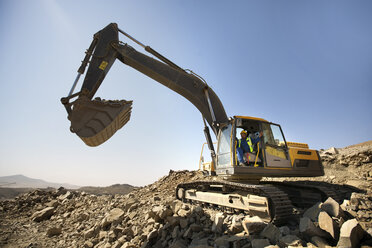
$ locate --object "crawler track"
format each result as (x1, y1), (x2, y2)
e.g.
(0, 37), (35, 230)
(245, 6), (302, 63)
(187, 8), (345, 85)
(268, 181), (361, 208)
(176, 180), (360, 225)
(176, 180), (294, 225)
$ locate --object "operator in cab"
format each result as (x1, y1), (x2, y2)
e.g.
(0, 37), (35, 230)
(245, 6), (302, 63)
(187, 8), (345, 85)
(237, 130), (262, 166)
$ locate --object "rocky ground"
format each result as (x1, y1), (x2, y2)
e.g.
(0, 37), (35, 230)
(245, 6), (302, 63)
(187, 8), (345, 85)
(0, 142), (371, 248)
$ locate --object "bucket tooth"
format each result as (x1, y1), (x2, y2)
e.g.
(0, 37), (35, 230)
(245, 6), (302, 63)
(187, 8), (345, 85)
(68, 96), (133, 146)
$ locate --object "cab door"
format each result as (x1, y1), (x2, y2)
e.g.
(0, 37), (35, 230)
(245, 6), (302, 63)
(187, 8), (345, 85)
(261, 123), (292, 168)
(216, 123), (233, 168)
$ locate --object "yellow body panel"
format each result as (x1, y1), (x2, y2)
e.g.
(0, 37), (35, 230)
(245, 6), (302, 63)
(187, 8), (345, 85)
(287, 142), (309, 149)
(288, 147), (319, 165)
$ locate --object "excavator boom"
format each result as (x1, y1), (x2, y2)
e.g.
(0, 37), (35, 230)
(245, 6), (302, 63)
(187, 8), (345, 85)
(61, 23), (228, 147)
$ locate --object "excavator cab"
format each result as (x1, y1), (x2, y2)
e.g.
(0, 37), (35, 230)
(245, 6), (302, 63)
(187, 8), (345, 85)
(212, 116), (324, 181)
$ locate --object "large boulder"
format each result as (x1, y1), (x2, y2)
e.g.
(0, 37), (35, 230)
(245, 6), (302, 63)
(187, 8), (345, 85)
(46, 199), (59, 208)
(172, 226), (180, 239)
(278, 235), (302, 247)
(229, 215), (244, 233)
(189, 237), (210, 247)
(212, 213), (225, 233)
(179, 218), (188, 229)
(303, 202), (323, 222)
(321, 197), (344, 218)
(46, 226), (62, 237)
(337, 219), (365, 248)
(167, 216), (181, 227)
(147, 230), (158, 242)
(83, 227), (96, 239)
(260, 223), (280, 244)
(279, 226), (291, 236)
(31, 207), (55, 222)
(251, 239), (271, 248)
(318, 211), (340, 240)
(242, 216), (267, 235)
(324, 147), (339, 155)
(123, 198), (138, 212)
(182, 227), (193, 239)
(170, 239), (189, 248)
(310, 236), (331, 248)
(101, 208), (125, 228)
(83, 241), (94, 248)
(214, 235), (230, 247)
(299, 217), (329, 239)
(58, 191), (73, 201)
(151, 205), (173, 220)
(189, 223), (202, 232)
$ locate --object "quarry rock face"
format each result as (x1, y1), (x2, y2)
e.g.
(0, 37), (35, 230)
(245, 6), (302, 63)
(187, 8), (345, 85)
(0, 143), (371, 247)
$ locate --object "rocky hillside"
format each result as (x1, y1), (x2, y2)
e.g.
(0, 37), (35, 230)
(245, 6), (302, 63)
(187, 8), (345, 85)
(0, 143), (371, 248)
(319, 141), (372, 192)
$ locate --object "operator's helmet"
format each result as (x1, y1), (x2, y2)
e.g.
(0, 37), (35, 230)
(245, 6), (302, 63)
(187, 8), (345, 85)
(240, 130), (247, 135)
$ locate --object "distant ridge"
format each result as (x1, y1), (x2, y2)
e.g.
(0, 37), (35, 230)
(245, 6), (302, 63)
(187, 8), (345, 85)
(0, 174), (80, 189)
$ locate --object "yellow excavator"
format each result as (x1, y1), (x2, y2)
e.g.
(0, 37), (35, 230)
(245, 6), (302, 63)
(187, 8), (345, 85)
(62, 23), (341, 224)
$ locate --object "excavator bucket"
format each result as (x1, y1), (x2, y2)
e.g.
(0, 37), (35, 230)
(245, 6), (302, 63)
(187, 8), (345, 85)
(68, 96), (133, 147)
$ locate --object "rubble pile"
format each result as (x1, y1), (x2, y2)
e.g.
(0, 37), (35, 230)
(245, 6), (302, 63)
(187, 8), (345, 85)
(0, 172), (371, 247)
(0, 143), (371, 247)
(320, 144), (372, 168)
(319, 144), (372, 190)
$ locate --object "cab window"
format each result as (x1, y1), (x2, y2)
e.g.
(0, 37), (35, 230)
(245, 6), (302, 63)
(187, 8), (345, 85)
(217, 124), (232, 167)
(262, 123), (286, 147)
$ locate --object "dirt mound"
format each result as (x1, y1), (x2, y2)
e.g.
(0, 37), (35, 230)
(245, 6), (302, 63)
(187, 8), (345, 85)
(344, 140), (372, 149)
(77, 184), (138, 196)
(319, 142), (372, 193)
(0, 146), (371, 247)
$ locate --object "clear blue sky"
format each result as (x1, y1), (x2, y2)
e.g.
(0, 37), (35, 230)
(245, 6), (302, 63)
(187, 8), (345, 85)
(0, 0), (371, 187)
